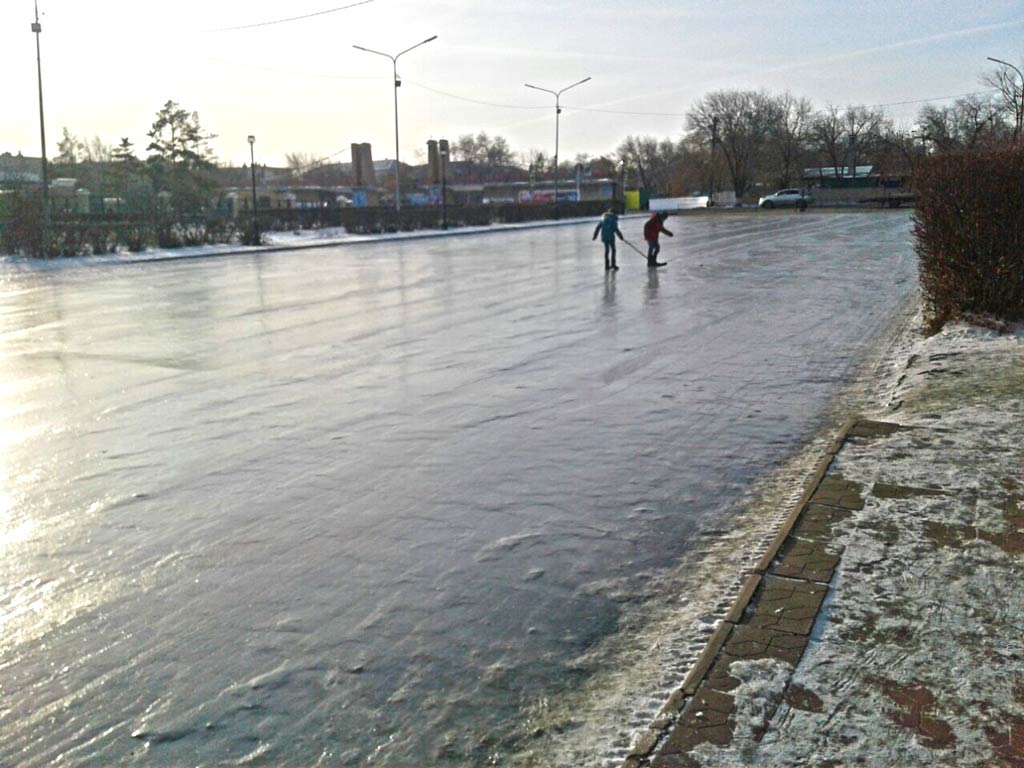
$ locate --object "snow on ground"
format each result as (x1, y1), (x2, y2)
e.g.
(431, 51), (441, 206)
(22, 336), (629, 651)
(691, 316), (1024, 766)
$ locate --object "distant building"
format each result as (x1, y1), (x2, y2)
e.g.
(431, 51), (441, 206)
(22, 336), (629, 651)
(0, 152), (43, 186)
(802, 165), (877, 188)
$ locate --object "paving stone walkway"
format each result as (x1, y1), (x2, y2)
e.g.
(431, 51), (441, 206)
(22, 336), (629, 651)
(626, 411), (1024, 767)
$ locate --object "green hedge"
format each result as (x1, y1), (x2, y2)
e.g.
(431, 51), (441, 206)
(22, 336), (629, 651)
(913, 148), (1024, 331)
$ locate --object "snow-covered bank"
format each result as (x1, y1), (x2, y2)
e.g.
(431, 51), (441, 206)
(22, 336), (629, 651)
(682, 316), (1024, 766)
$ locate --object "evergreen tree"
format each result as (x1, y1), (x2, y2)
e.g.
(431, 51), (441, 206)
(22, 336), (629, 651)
(145, 100), (218, 214)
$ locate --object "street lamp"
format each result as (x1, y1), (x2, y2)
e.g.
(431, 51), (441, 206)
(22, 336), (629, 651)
(248, 135), (258, 245)
(353, 35), (438, 219)
(987, 56), (1024, 142)
(31, 0), (50, 252)
(524, 77), (591, 210)
(439, 138), (449, 230)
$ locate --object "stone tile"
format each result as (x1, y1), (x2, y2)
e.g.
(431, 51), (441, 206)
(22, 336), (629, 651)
(743, 576), (828, 644)
(811, 475), (865, 510)
(847, 419), (902, 439)
(657, 684), (737, 756)
(790, 503), (852, 542)
(771, 537), (842, 583)
(723, 625), (807, 665)
(871, 481), (947, 499)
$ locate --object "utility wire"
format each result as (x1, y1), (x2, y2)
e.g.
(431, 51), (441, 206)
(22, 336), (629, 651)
(215, 0), (374, 31)
(401, 80), (999, 118)
(403, 80), (547, 110)
(291, 146), (351, 174)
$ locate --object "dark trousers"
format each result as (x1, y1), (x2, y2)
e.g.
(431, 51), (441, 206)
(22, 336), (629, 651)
(603, 240), (617, 268)
(646, 239), (660, 264)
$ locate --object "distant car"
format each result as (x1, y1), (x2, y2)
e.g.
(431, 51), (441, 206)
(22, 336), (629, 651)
(758, 189), (812, 210)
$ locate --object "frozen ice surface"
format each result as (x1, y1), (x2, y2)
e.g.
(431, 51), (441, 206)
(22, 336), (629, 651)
(0, 212), (917, 766)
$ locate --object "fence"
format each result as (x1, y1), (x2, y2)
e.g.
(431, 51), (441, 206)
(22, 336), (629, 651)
(1, 200), (617, 257)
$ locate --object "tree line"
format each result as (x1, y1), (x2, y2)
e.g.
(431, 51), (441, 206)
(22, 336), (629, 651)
(51, 100), (218, 217)
(31, 59), (1024, 209)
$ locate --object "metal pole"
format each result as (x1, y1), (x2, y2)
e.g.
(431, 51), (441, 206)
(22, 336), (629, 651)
(248, 135), (258, 244)
(553, 95), (560, 208)
(392, 58), (400, 216)
(709, 116), (717, 207)
(524, 77), (591, 214)
(353, 36), (437, 224)
(439, 139), (448, 230)
(32, 1), (50, 254)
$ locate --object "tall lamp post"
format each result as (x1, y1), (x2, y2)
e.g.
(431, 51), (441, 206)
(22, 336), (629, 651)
(524, 77), (591, 209)
(439, 138), (449, 230)
(987, 56), (1024, 142)
(31, 0), (50, 251)
(353, 35), (438, 218)
(248, 135), (258, 245)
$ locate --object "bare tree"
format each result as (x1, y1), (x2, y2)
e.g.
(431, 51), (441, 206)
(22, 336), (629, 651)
(616, 135), (652, 189)
(615, 136), (686, 194)
(686, 89), (778, 199)
(982, 59), (1024, 142)
(844, 105), (889, 173)
(520, 148), (549, 175)
(876, 123), (926, 174)
(55, 127), (82, 166)
(917, 94), (1008, 153)
(769, 92), (813, 187)
(810, 104), (888, 178)
(451, 132), (515, 180)
(811, 105), (845, 177)
(285, 152), (319, 179)
(82, 137), (112, 163)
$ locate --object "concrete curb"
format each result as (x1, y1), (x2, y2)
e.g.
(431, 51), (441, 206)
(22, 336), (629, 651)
(752, 417), (857, 575)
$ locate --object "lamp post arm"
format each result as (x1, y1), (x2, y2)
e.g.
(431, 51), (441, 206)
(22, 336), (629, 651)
(988, 56), (1024, 81)
(524, 83), (557, 97)
(353, 44), (394, 62)
(396, 35), (437, 61)
(556, 76), (591, 97)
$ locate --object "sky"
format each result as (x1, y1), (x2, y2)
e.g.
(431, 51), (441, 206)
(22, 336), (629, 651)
(2, 0), (1023, 169)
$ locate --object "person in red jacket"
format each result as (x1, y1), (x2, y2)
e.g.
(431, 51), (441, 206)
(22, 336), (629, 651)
(643, 212), (673, 267)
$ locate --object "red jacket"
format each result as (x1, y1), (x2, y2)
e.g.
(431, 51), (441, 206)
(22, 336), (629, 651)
(644, 215), (667, 241)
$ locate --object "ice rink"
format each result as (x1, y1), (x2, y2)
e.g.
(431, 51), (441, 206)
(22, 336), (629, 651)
(0, 211), (917, 766)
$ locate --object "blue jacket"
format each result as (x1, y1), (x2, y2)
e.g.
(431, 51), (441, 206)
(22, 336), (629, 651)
(594, 213), (622, 243)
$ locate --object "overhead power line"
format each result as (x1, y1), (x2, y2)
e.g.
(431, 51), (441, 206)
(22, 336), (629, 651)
(404, 80), (547, 110)
(409, 81), (1001, 118)
(215, 0), (374, 32)
(290, 146), (351, 174)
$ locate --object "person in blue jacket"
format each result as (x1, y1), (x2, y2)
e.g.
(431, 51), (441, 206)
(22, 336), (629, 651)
(592, 208), (624, 271)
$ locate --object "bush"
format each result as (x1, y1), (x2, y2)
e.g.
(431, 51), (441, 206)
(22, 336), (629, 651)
(914, 147), (1024, 331)
(1, 191), (46, 256)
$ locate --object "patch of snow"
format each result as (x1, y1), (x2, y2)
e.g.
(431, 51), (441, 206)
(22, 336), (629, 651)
(688, 317), (1024, 766)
